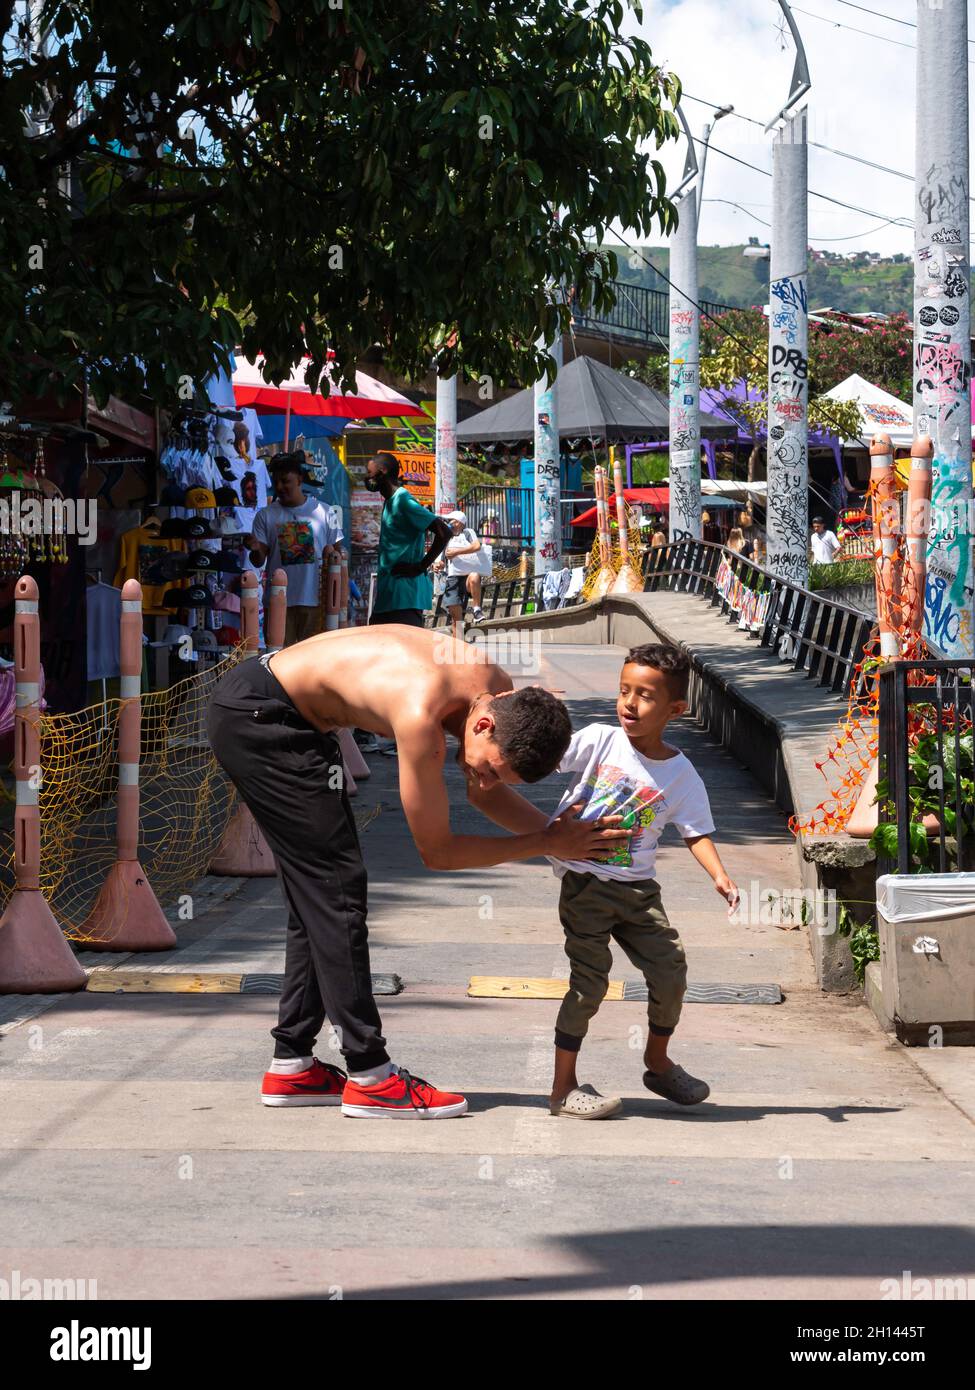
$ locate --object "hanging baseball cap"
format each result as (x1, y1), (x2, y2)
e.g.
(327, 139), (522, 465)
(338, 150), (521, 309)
(192, 629), (219, 652)
(159, 623), (192, 648)
(162, 584), (214, 609)
(159, 481), (185, 506)
(160, 517), (190, 539)
(214, 485), (241, 506)
(183, 517), (217, 540)
(186, 548), (242, 574)
(185, 487), (217, 510)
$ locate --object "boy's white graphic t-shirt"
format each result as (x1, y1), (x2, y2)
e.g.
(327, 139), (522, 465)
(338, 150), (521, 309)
(547, 723), (715, 882)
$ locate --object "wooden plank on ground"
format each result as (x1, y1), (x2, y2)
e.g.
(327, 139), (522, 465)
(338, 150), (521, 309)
(86, 971), (244, 994)
(467, 976), (625, 1001)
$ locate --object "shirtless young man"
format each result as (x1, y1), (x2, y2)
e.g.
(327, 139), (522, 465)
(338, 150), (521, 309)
(207, 625), (630, 1119)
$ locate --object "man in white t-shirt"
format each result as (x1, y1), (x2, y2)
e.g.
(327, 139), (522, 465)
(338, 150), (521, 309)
(810, 516), (841, 566)
(433, 510), (484, 627)
(247, 453), (343, 646)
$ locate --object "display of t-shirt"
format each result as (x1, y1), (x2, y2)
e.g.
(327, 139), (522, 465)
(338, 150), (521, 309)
(546, 723), (715, 882)
(86, 582), (122, 680)
(374, 486), (436, 615)
(114, 526), (187, 615)
(251, 496), (343, 607)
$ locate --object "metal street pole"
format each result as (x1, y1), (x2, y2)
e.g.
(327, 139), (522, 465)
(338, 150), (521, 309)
(914, 0), (972, 657)
(434, 373), (457, 516)
(533, 332), (563, 574)
(668, 107), (702, 542)
(764, 2), (812, 588)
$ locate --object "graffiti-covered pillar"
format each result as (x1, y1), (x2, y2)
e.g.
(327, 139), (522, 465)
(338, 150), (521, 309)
(766, 107), (809, 588)
(434, 374), (457, 516)
(668, 190), (701, 541)
(533, 333), (563, 574)
(914, 0), (973, 657)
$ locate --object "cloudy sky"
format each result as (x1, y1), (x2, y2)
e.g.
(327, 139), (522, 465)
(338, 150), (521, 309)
(615, 0), (973, 256)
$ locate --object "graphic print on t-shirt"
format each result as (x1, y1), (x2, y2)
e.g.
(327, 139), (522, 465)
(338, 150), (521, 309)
(138, 544), (172, 588)
(577, 763), (666, 868)
(277, 519), (316, 566)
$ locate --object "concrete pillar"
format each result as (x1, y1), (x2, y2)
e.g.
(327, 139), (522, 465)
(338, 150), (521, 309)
(668, 190), (701, 541)
(766, 107), (809, 588)
(434, 374), (457, 516)
(533, 334), (563, 574)
(914, 0), (973, 657)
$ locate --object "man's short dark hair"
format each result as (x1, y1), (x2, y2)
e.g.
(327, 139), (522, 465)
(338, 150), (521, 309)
(370, 451), (400, 480)
(271, 451), (305, 480)
(812, 515), (825, 525)
(623, 643), (690, 701)
(488, 687), (572, 783)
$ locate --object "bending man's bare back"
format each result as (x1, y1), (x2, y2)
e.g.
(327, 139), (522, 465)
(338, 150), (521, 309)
(208, 624), (629, 1117)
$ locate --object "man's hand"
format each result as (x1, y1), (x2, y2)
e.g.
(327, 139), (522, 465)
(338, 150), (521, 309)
(543, 802), (631, 862)
(715, 874), (740, 915)
(391, 559), (426, 578)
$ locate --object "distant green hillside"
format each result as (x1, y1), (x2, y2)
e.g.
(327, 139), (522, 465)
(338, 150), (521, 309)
(612, 244), (913, 317)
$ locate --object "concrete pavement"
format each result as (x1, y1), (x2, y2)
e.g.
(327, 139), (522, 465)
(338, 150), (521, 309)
(0, 644), (973, 1300)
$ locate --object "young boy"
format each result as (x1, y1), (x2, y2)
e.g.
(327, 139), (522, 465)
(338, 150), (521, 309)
(546, 643), (739, 1119)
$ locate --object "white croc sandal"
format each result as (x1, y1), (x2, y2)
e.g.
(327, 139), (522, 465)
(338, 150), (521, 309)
(550, 1083), (623, 1120)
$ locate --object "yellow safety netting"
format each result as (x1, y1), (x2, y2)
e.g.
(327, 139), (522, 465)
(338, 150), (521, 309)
(0, 648), (381, 943)
(581, 501), (644, 599)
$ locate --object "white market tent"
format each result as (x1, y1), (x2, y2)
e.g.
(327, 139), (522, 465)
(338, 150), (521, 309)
(820, 373), (916, 450)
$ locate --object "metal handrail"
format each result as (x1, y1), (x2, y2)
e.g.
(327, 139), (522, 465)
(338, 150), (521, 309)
(641, 540), (876, 696)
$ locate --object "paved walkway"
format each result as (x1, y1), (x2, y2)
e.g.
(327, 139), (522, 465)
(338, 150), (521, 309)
(0, 645), (973, 1300)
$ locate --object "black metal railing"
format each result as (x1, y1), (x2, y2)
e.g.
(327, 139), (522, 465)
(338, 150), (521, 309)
(641, 541), (876, 696)
(572, 280), (739, 345)
(877, 661), (975, 875)
(431, 575), (544, 626)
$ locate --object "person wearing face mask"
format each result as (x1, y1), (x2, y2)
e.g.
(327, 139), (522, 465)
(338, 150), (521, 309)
(366, 452), (451, 626)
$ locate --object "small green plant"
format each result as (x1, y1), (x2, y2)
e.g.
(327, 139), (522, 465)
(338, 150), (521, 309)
(808, 559), (874, 593)
(870, 722), (975, 871)
(836, 902), (879, 985)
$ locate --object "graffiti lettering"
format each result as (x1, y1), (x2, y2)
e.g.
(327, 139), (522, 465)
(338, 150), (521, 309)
(918, 163), (967, 228)
(770, 275), (807, 315)
(932, 226), (962, 245)
(943, 267), (968, 299)
(771, 345), (808, 380)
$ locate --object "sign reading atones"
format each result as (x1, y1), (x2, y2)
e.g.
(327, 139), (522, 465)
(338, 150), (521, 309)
(392, 450), (435, 508)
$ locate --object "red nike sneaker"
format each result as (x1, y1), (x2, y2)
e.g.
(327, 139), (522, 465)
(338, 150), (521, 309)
(341, 1067), (468, 1120)
(261, 1059), (347, 1107)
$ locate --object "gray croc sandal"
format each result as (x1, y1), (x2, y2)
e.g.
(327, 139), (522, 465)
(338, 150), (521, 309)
(643, 1064), (710, 1106)
(550, 1083), (623, 1120)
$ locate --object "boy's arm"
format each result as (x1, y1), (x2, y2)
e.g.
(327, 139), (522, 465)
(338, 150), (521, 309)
(684, 835), (739, 912)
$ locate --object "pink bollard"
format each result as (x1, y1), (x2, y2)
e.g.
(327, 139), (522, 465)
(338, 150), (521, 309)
(240, 570), (260, 652)
(904, 436), (933, 635)
(339, 557), (350, 629)
(324, 559), (342, 631)
(80, 580), (177, 951)
(611, 451), (642, 594)
(266, 568), (287, 653)
(0, 576), (86, 991)
(210, 569), (277, 876)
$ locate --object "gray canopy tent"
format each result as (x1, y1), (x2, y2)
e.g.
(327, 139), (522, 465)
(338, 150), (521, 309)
(455, 354), (733, 445)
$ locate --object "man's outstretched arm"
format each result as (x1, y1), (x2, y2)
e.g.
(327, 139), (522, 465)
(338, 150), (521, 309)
(398, 731), (628, 871)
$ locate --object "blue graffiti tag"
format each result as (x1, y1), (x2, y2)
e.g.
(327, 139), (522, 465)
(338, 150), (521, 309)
(924, 574), (961, 648)
(770, 276), (808, 315)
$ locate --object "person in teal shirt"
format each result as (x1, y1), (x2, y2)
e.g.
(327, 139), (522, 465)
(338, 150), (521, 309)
(367, 453), (451, 625)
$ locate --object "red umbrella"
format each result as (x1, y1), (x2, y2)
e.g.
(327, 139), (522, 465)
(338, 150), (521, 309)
(233, 355), (426, 447)
(571, 486), (670, 526)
